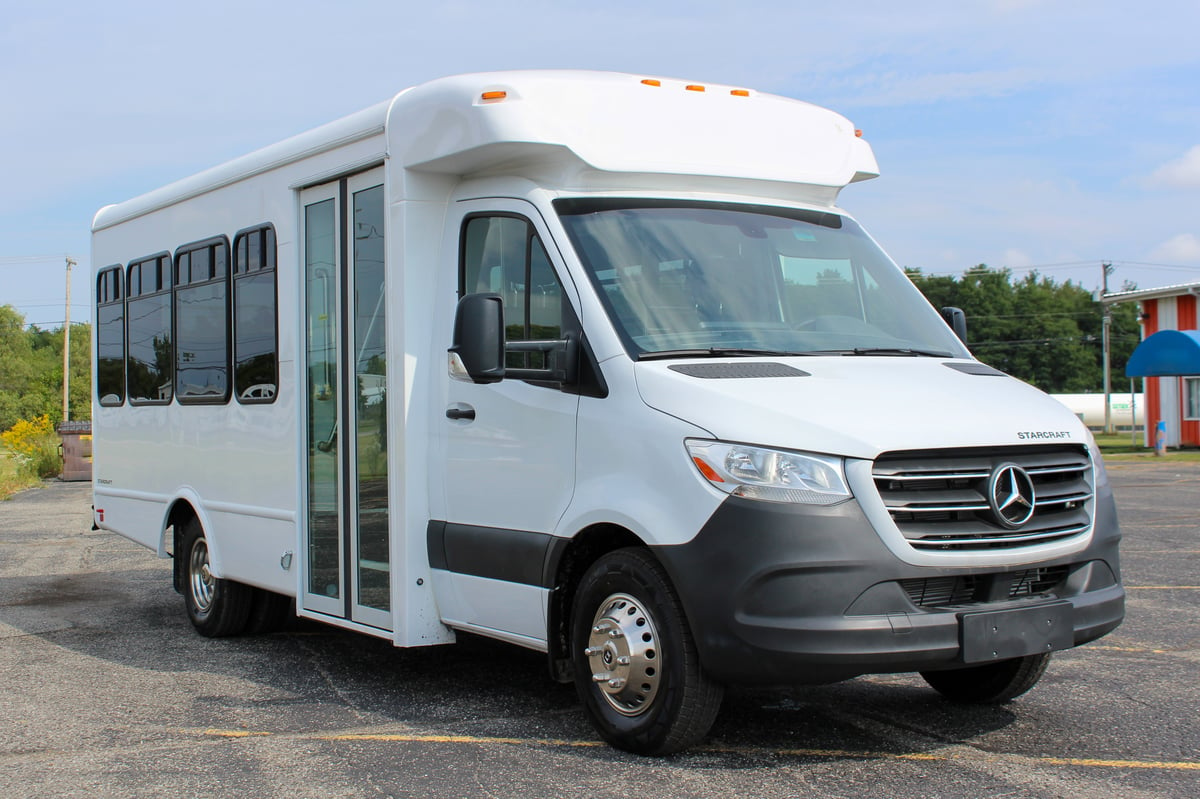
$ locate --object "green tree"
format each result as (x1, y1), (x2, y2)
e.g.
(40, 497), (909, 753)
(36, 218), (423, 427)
(905, 266), (1133, 394)
(0, 305), (92, 431)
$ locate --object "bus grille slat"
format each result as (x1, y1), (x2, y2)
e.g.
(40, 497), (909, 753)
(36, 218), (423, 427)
(872, 445), (1094, 552)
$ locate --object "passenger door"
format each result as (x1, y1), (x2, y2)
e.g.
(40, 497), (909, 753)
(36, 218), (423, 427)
(299, 169), (392, 630)
(438, 201), (580, 629)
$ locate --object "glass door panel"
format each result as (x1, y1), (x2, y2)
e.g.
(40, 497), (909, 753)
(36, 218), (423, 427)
(303, 191), (342, 615)
(350, 179), (389, 622)
(301, 170), (390, 628)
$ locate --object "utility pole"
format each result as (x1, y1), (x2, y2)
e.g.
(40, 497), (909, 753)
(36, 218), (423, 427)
(63, 256), (76, 423)
(1101, 261), (1114, 434)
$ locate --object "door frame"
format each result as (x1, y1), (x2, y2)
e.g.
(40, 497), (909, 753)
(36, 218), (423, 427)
(298, 167), (392, 630)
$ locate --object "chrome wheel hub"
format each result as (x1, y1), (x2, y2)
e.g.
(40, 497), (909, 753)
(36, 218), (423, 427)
(585, 592), (661, 716)
(189, 538), (215, 614)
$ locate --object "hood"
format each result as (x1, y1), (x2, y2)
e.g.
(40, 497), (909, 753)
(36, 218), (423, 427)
(634, 357), (1089, 460)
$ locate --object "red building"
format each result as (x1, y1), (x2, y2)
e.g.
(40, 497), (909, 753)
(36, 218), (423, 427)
(1105, 282), (1200, 447)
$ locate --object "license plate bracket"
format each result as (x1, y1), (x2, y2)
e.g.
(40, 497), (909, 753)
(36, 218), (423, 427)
(960, 601), (1073, 663)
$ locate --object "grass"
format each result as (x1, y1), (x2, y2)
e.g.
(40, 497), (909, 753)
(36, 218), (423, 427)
(1092, 432), (1200, 463)
(0, 449), (43, 500)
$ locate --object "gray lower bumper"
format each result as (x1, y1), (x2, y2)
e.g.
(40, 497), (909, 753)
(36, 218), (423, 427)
(653, 486), (1124, 686)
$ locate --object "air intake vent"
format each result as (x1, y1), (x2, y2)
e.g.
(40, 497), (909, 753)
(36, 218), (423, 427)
(900, 565), (1072, 608)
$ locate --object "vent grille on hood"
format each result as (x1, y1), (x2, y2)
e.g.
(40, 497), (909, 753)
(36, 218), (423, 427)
(668, 363), (810, 379)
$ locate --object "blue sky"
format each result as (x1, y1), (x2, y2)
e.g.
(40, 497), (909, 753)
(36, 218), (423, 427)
(3, 0), (1199, 328)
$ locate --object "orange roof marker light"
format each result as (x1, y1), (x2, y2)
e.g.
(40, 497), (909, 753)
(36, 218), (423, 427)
(641, 78), (662, 87)
(685, 84), (706, 92)
(855, 129), (863, 138)
(730, 89), (751, 97)
(480, 90), (508, 102)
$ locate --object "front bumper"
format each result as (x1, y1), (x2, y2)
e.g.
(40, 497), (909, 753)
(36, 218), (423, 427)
(653, 484), (1124, 686)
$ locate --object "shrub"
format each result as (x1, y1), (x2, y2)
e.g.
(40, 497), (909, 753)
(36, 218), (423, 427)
(1, 414), (61, 480)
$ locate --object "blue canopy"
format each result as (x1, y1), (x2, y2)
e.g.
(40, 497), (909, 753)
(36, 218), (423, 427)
(1125, 329), (1200, 377)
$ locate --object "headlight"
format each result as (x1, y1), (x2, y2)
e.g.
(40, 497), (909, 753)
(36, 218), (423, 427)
(685, 439), (851, 505)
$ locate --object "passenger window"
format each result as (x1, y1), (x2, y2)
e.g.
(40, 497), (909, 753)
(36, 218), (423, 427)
(232, 225), (278, 403)
(461, 215), (564, 369)
(174, 237), (231, 403)
(126, 253), (173, 404)
(96, 266), (126, 406)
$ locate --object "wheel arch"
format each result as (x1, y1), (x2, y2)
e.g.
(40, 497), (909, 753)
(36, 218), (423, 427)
(544, 522), (649, 683)
(165, 492), (221, 593)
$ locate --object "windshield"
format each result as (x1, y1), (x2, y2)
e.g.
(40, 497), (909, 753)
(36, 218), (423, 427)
(555, 199), (968, 359)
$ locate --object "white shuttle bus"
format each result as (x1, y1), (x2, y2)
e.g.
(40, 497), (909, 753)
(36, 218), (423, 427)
(92, 71), (1124, 755)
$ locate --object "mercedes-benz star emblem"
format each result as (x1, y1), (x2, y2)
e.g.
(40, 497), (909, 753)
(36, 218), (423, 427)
(988, 463), (1036, 528)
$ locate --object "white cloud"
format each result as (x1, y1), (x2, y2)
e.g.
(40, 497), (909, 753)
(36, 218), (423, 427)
(1002, 249), (1034, 269)
(1145, 146), (1200, 189)
(1148, 233), (1200, 264)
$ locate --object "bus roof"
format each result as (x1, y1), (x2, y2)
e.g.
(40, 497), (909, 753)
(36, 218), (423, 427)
(94, 70), (878, 232)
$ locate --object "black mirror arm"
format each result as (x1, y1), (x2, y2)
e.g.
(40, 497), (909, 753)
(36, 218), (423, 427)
(505, 334), (579, 384)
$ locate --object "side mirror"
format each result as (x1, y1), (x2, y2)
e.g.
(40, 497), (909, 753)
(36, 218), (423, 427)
(940, 306), (968, 344)
(449, 293), (581, 385)
(449, 293), (505, 384)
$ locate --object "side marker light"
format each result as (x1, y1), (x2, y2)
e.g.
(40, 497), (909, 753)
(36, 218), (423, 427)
(692, 457), (724, 483)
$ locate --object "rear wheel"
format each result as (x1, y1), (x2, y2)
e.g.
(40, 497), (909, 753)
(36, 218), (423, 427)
(920, 652), (1052, 703)
(181, 517), (252, 637)
(571, 548), (723, 755)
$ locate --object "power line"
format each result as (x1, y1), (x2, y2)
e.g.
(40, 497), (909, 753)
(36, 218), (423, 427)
(1110, 260), (1200, 272)
(970, 311), (1101, 320)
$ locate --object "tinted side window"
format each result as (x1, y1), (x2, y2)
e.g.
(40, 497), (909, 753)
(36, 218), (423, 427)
(461, 215), (564, 369)
(233, 225), (278, 403)
(174, 237), (230, 403)
(96, 266), (125, 406)
(126, 253), (173, 404)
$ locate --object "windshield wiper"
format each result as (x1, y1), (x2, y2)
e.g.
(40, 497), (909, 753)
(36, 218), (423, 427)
(844, 347), (953, 358)
(638, 347), (815, 361)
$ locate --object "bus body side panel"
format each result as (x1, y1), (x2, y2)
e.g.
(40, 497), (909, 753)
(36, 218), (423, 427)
(91, 130), (384, 606)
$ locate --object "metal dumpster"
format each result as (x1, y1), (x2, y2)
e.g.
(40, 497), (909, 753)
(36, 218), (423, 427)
(57, 421), (92, 482)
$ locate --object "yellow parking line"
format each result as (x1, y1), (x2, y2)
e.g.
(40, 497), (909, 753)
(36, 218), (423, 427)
(1090, 644), (1173, 654)
(320, 733), (605, 748)
(1041, 757), (1200, 771)
(197, 729), (1200, 770)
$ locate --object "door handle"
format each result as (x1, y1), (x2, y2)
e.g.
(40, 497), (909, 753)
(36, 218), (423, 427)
(446, 406), (476, 421)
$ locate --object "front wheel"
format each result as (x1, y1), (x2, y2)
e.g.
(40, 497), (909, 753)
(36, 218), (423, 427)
(920, 652), (1052, 703)
(571, 548), (723, 755)
(181, 517), (252, 637)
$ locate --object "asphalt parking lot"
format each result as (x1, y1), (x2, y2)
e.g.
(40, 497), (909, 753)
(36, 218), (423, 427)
(1, 461), (1197, 799)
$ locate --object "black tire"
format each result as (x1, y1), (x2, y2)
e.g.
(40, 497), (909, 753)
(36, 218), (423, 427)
(571, 548), (723, 755)
(920, 652), (1052, 703)
(181, 517), (252, 637)
(244, 588), (294, 635)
